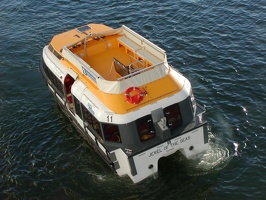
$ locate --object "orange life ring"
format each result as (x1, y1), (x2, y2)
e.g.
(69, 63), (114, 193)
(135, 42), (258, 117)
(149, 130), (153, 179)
(125, 87), (144, 104)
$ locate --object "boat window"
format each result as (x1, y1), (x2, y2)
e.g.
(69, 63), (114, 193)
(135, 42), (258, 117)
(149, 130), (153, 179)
(136, 115), (156, 142)
(163, 103), (182, 129)
(53, 50), (62, 60)
(48, 44), (62, 59)
(42, 59), (64, 97)
(73, 95), (82, 119)
(102, 124), (121, 143)
(77, 25), (91, 33)
(48, 44), (54, 52)
(81, 104), (101, 137)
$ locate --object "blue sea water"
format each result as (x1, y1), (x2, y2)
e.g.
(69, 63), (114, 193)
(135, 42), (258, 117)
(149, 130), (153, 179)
(0, 0), (265, 199)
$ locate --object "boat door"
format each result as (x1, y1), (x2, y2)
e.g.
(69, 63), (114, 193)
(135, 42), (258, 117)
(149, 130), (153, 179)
(64, 74), (75, 110)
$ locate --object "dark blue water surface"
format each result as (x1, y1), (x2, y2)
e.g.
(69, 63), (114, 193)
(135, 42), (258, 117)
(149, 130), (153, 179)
(0, 0), (265, 199)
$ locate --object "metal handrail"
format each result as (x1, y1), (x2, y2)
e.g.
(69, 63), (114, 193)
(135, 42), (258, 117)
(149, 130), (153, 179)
(116, 62), (165, 81)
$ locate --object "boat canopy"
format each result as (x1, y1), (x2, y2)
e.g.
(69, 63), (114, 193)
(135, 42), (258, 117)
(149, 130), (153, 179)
(97, 63), (169, 93)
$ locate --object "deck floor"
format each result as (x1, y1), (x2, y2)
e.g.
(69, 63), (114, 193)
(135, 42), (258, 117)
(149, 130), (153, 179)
(83, 47), (131, 81)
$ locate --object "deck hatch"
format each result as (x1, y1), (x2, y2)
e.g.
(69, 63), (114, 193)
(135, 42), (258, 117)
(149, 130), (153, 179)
(77, 25), (91, 33)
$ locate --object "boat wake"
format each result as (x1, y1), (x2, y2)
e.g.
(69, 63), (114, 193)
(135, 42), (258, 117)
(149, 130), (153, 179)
(186, 131), (238, 176)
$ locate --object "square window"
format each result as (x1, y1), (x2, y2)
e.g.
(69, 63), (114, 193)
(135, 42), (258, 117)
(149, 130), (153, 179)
(103, 124), (121, 143)
(136, 115), (155, 142)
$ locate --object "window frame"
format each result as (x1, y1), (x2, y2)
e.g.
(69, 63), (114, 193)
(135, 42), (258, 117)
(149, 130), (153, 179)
(163, 103), (183, 130)
(136, 115), (156, 142)
(42, 59), (64, 98)
(73, 95), (82, 119)
(81, 103), (102, 139)
(102, 123), (122, 143)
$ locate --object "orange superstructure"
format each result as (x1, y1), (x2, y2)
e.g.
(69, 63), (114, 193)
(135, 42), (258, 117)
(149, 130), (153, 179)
(48, 23), (183, 114)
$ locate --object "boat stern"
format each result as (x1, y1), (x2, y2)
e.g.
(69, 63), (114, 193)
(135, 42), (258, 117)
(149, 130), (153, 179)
(110, 122), (208, 183)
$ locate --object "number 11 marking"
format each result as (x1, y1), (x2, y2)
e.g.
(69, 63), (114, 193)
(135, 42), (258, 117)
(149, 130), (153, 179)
(107, 115), (113, 122)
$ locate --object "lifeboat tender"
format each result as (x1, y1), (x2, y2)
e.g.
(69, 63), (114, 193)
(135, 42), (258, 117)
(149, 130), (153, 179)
(40, 23), (208, 183)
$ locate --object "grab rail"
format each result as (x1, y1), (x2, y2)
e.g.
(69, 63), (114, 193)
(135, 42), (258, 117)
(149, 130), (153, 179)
(117, 62), (165, 81)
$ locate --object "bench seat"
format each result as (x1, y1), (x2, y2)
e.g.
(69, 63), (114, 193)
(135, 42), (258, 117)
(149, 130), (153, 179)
(137, 49), (161, 65)
(117, 36), (141, 52)
(117, 36), (162, 66)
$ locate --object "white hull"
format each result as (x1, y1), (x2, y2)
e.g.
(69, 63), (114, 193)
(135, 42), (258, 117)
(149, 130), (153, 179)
(112, 125), (207, 183)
